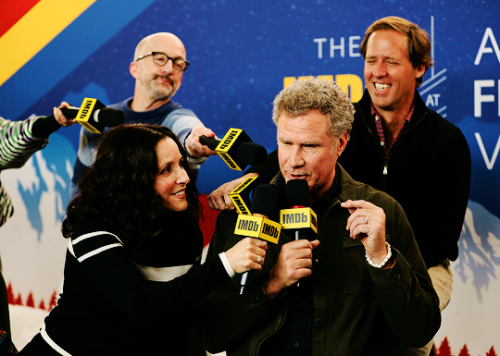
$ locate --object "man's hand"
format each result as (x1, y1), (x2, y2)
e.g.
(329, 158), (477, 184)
(263, 239), (320, 299)
(207, 173), (259, 211)
(341, 200), (388, 264)
(185, 126), (218, 158)
(53, 102), (76, 127)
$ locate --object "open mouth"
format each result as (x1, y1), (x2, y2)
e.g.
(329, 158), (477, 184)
(375, 83), (391, 90)
(172, 190), (186, 197)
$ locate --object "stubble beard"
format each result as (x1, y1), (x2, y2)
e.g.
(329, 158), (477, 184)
(149, 74), (177, 101)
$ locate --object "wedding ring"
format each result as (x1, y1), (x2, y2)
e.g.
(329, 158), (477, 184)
(364, 216), (369, 224)
(257, 256), (263, 263)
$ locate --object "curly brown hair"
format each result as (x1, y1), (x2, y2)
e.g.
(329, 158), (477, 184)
(63, 124), (201, 262)
(272, 78), (355, 140)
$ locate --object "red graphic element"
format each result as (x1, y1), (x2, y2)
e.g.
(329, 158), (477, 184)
(457, 344), (470, 356)
(39, 300), (46, 310)
(436, 337), (453, 356)
(7, 283), (58, 310)
(14, 293), (23, 306)
(436, 338), (497, 356)
(0, 0), (42, 37)
(7, 283), (14, 304)
(48, 291), (58, 310)
(486, 347), (498, 356)
(26, 292), (35, 308)
(198, 194), (220, 247)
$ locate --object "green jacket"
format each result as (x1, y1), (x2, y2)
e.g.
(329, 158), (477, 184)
(193, 164), (441, 356)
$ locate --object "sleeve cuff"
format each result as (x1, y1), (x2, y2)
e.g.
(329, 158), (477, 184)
(218, 252), (236, 278)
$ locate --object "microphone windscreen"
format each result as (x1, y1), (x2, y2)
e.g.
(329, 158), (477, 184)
(286, 179), (309, 208)
(238, 142), (268, 166)
(94, 108), (125, 127)
(251, 184), (278, 217)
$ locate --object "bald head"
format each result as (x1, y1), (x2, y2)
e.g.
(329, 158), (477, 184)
(129, 32), (188, 111)
(134, 32), (186, 61)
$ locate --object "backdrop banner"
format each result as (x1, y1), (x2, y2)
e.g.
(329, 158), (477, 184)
(1, 1), (499, 354)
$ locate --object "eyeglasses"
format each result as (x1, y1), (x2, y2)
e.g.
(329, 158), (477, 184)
(136, 52), (190, 72)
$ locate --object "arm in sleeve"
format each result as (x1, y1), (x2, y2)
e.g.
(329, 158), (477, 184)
(163, 108), (208, 165)
(368, 201), (441, 348)
(192, 211), (286, 353)
(0, 116), (51, 170)
(70, 222), (231, 326)
(418, 128), (471, 267)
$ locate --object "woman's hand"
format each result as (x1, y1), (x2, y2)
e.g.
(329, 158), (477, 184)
(225, 237), (268, 273)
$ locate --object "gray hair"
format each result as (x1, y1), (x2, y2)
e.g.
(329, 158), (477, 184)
(272, 78), (355, 139)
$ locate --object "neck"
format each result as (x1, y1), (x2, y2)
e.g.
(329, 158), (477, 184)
(373, 98), (414, 140)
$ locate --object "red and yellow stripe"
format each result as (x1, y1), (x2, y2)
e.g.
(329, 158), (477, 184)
(0, 0), (96, 86)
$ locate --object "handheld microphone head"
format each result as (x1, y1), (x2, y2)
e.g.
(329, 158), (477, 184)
(93, 108), (125, 127)
(285, 179), (310, 208)
(251, 184), (279, 218)
(238, 142), (268, 166)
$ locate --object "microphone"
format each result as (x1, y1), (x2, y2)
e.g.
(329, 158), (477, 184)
(59, 98), (125, 134)
(199, 128), (267, 171)
(279, 179), (318, 240)
(234, 184), (282, 294)
(228, 175), (261, 215)
(279, 179), (317, 287)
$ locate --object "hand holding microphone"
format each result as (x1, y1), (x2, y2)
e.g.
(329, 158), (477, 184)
(57, 98), (125, 133)
(277, 179), (318, 288)
(224, 237), (268, 274)
(199, 128), (267, 171)
(280, 179), (318, 241)
(234, 184), (282, 294)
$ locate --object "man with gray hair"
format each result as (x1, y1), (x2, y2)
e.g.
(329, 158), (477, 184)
(194, 78), (441, 356)
(70, 32), (216, 196)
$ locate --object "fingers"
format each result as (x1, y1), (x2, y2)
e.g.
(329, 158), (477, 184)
(207, 174), (258, 211)
(225, 238), (268, 274)
(53, 106), (76, 127)
(341, 200), (384, 237)
(341, 200), (387, 259)
(186, 126), (218, 158)
(207, 183), (235, 211)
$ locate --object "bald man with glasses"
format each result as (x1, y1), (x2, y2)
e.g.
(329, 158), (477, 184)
(70, 32), (216, 196)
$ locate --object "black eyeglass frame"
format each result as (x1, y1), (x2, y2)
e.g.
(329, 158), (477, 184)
(136, 52), (190, 72)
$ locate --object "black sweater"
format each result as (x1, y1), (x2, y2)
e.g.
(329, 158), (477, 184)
(41, 217), (229, 356)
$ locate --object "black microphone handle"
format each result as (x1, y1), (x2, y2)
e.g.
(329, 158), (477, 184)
(59, 107), (80, 119)
(199, 135), (221, 150)
(294, 229), (303, 287)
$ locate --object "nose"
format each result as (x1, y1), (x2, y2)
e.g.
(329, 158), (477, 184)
(162, 58), (174, 74)
(177, 166), (190, 185)
(287, 146), (305, 168)
(372, 61), (387, 78)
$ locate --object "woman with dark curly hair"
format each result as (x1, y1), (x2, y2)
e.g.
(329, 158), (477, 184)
(20, 124), (267, 356)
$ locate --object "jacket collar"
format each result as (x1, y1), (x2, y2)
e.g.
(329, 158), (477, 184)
(357, 88), (428, 129)
(271, 163), (364, 207)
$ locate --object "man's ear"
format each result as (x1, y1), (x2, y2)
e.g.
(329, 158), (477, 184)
(336, 132), (349, 157)
(414, 63), (426, 80)
(129, 61), (139, 79)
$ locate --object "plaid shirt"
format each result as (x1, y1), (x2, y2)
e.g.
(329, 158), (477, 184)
(371, 103), (414, 161)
